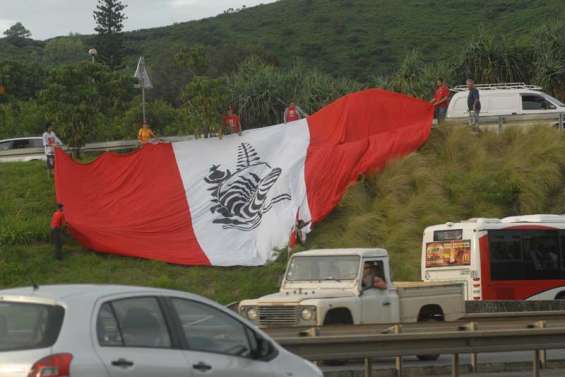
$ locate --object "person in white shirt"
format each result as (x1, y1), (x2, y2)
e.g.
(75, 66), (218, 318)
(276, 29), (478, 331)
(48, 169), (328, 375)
(42, 124), (63, 175)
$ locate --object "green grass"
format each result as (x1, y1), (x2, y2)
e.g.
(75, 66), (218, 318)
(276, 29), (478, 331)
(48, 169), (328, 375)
(3, 125), (565, 302)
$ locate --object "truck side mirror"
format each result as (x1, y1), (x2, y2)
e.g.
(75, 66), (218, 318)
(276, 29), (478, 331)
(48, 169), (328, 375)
(278, 274), (284, 287)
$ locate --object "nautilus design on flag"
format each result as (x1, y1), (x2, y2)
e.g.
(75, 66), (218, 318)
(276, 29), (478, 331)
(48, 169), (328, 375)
(205, 143), (291, 231)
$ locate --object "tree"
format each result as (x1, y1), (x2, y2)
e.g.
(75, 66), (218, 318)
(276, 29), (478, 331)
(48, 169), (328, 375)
(180, 76), (228, 137)
(175, 45), (209, 76)
(3, 22), (31, 40)
(40, 62), (135, 151)
(532, 21), (565, 97)
(93, 0), (127, 69)
(453, 31), (532, 84)
(44, 36), (86, 65)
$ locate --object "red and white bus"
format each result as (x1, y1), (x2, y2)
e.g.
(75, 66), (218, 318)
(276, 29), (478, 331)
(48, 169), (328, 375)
(421, 215), (565, 301)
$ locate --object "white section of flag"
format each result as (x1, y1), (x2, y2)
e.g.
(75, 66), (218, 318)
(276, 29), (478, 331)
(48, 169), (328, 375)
(172, 119), (312, 265)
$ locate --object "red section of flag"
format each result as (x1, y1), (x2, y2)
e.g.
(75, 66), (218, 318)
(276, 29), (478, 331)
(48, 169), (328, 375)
(305, 88), (433, 222)
(54, 144), (210, 265)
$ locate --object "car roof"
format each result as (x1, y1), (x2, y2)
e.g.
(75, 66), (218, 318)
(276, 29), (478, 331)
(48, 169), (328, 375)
(0, 137), (42, 142)
(293, 248), (388, 258)
(0, 284), (191, 302)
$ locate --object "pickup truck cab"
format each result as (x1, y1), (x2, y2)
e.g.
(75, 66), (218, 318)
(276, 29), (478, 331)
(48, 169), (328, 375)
(239, 249), (464, 328)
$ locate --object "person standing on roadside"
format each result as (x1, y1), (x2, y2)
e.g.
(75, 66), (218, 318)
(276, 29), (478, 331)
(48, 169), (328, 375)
(50, 203), (65, 261)
(42, 124), (63, 177)
(430, 78), (450, 123)
(467, 79), (481, 131)
(222, 105), (242, 138)
(137, 121), (156, 144)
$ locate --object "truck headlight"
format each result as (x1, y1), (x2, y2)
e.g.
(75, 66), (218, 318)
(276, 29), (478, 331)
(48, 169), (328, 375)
(247, 308), (258, 320)
(301, 307), (315, 321)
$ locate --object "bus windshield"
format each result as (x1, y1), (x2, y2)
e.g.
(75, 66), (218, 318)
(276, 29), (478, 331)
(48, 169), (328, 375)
(489, 230), (564, 280)
(286, 256), (360, 281)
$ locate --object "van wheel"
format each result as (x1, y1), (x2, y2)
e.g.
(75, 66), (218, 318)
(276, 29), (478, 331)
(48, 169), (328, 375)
(416, 306), (444, 362)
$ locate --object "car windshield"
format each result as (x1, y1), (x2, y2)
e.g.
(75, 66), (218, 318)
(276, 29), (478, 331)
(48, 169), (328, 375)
(544, 94), (565, 107)
(0, 301), (65, 351)
(285, 256), (360, 281)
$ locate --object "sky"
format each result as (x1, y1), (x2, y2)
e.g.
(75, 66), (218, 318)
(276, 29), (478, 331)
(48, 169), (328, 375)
(0, 0), (277, 40)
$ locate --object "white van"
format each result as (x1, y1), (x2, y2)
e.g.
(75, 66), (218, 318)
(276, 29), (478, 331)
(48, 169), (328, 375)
(446, 83), (565, 121)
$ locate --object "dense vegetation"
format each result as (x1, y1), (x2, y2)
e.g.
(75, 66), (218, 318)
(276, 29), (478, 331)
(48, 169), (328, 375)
(1, 0), (565, 79)
(0, 0), (564, 146)
(3, 126), (565, 301)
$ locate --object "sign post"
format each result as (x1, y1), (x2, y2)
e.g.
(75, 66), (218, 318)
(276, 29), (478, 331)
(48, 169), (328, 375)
(133, 57), (153, 123)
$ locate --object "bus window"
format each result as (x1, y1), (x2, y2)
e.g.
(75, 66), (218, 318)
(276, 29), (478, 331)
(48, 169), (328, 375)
(489, 230), (561, 280)
(490, 231), (523, 280)
(522, 232), (560, 279)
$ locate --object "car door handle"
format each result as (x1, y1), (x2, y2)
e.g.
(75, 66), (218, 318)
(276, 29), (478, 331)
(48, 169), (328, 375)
(111, 358), (134, 368)
(193, 362), (212, 372)
(382, 301), (391, 306)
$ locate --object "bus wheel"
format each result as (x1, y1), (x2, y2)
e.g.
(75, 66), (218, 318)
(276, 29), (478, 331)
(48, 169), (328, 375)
(417, 305), (444, 361)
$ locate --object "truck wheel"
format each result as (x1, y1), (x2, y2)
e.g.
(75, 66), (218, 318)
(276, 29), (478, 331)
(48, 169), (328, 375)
(323, 309), (353, 365)
(416, 306), (444, 362)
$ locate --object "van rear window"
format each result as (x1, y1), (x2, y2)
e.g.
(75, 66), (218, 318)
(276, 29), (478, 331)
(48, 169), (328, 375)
(434, 229), (463, 241)
(0, 302), (64, 351)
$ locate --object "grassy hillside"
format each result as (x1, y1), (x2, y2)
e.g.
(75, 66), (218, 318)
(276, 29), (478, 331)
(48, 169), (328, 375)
(3, 125), (565, 302)
(1, 0), (564, 79)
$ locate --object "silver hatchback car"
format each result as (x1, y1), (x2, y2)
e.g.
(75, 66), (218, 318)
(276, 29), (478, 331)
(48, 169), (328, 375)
(0, 285), (322, 377)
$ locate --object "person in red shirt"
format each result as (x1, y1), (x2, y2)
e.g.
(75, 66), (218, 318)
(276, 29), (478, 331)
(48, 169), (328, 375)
(284, 102), (302, 123)
(50, 203), (65, 260)
(222, 106), (242, 139)
(430, 78), (450, 123)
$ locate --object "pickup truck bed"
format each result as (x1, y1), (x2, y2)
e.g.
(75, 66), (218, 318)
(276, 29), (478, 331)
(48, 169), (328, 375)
(395, 281), (465, 322)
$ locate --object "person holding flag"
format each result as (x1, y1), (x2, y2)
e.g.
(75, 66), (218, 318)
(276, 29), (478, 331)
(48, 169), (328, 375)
(42, 123), (63, 177)
(284, 101), (305, 123)
(137, 121), (156, 144)
(222, 105), (242, 138)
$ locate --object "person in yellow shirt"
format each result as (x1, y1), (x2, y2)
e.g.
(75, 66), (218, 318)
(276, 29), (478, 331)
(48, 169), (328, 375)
(137, 121), (155, 144)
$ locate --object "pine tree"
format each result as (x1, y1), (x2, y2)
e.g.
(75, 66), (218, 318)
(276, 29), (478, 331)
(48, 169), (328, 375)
(93, 0), (127, 69)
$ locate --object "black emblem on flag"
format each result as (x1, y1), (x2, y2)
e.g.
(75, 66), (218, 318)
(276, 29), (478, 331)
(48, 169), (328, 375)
(205, 143), (291, 231)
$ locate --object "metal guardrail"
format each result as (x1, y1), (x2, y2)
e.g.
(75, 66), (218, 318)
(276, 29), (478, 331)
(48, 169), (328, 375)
(1, 115), (564, 162)
(441, 112), (565, 133)
(276, 321), (565, 377)
(0, 135), (195, 162)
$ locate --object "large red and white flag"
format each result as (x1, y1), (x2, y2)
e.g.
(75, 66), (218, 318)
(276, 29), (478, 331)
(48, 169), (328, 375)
(55, 89), (433, 266)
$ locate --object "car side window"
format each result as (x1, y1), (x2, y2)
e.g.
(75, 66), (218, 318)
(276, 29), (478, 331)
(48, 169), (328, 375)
(171, 298), (252, 357)
(12, 139), (30, 149)
(97, 297), (172, 348)
(522, 95), (556, 110)
(97, 303), (123, 346)
(0, 141), (13, 151)
(30, 139), (44, 148)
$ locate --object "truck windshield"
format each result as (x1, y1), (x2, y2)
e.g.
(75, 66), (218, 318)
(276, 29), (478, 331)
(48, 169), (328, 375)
(286, 256), (360, 281)
(0, 301), (65, 351)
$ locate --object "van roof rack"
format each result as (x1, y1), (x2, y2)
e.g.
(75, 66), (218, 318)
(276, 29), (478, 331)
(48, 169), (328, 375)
(451, 82), (543, 92)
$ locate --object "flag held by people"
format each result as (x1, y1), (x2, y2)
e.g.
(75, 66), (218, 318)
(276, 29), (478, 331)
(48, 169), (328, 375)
(55, 89), (433, 266)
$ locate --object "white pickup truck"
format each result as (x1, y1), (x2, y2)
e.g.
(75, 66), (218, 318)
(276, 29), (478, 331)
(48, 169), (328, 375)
(239, 248), (465, 328)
